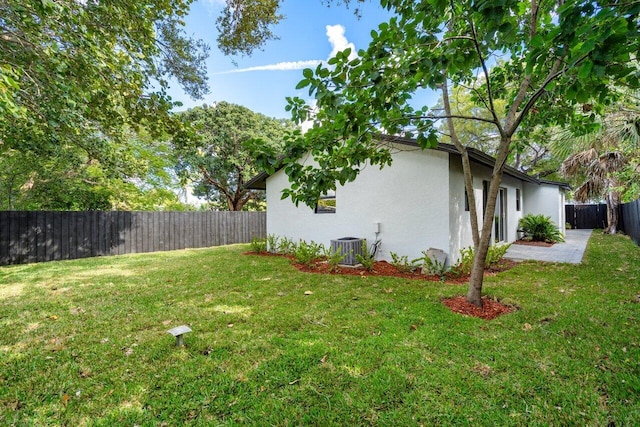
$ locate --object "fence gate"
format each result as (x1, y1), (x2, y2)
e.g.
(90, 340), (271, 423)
(565, 204), (608, 229)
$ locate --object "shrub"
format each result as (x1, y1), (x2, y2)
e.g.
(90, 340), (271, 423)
(390, 252), (418, 273)
(486, 243), (512, 265)
(452, 246), (475, 276)
(266, 234), (279, 253)
(293, 240), (324, 268)
(324, 246), (346, 272)
(250, 237), (267, 253)
(519, 214), (564, 243)
(277, 237), (297, 255)
(416, 251), (448, 277)
(355, 240), (376, 272)
(451, 243), (512, 276)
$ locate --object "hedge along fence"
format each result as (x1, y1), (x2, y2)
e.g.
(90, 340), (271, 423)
(0, 211), (266, 266)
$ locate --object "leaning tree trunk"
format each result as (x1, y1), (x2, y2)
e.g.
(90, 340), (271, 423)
(604, 190), (620, 234)
(466, 137), (511, 307)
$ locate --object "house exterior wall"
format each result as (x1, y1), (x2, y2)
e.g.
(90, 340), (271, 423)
(523, 182), (567, 234)
(265, 146), (452, 262)
(264, 144), (566, 266)
(448, 155), (473, 262)
(448, 157), (526, 261)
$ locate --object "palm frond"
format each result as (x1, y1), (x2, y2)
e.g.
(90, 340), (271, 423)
(561, 148), (599, 177)
(574, 179), (605, 202)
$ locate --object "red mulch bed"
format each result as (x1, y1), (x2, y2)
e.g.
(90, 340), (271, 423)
(514, 240), (555, 247)
(442, 296), (515, 320)
(246, 252), (518, 319)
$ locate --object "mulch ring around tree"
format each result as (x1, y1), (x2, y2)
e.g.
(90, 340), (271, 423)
(442, 296), (516, 320)
(246, 252), (519, 319)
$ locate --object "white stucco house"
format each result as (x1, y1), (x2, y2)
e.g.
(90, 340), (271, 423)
(246, 135), (568, 265)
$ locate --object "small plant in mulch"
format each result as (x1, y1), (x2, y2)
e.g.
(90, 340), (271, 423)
(355, 240), (377, 272)
(323, 246), (346, 272)
(249, 237), (268, 253)
(389, 252), (419, 273)
(293, 240), (325, 268)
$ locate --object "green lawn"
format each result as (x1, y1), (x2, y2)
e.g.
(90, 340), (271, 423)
(1, 232), (639, 426)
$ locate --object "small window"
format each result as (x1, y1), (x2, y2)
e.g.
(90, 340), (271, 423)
(315, 190), (336, 214)
(516, 188), (521, 211)
(464, 188), (470, 212)
(482, 180), (489, 217)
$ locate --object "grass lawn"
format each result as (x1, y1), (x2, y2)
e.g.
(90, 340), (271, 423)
(1, 232), (639, 426)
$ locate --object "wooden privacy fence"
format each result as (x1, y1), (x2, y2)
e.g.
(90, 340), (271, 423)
(565, 199), (640, 246)
(619, 199), (640, 246)
(565, 204), (608, 229)
(0, 211), (266, 266)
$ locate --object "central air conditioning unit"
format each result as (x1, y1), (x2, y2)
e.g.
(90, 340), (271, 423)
(330, 237), (365, 266)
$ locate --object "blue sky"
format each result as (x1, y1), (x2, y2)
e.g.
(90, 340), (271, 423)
(168, 0), (437, 119)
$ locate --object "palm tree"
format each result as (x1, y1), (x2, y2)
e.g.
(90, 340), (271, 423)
(561, 148), (626, 233)
(559, 98), (640, 234)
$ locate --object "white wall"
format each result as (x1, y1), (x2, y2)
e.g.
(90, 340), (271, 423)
(266, 146), (451, 262)
(448, 158), (526, 261)
(448, 155), (473, 262)
(523, 182), (566, 234)
(266, 146), (565, 265)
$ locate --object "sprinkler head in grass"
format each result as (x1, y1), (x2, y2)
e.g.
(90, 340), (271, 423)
(167, 325), (192, 347)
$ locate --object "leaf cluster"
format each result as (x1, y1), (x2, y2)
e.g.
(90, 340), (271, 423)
(281, 0), (639, 207)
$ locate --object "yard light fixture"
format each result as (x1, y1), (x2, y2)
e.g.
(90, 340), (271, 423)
(167, 325), (192, 347)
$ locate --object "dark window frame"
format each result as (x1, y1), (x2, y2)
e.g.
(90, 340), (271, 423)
(314, 190), (336, 214)
(464, 188), (470, 212)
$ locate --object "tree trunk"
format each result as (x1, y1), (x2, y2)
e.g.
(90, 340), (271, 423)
(466, 136), (511, 307)
(605, 191), (619, 234)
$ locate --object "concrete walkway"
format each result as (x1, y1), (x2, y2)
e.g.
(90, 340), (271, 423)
(505, 229), (593, 264)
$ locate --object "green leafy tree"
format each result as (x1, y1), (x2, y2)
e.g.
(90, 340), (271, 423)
(1, 0), (211, 155)
(435, 85), (556, 174)
(277, 0), (638, 306)
(0, 129), (190, 211)
(559, 95), (640, 233)
(175, 103), (293, 211)
(216, 0), (368, 56)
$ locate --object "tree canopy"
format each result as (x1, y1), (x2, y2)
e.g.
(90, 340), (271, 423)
(0, 0), (212, 153)
(275, 0), (639, 306)
(175, 103), (294, 211)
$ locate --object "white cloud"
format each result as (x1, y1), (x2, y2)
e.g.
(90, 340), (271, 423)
(215, 23), (357, 74)
(213, 60), (324, 74)
(325, 24), (357, 60)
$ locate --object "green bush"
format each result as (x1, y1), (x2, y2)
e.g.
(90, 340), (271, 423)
(293, 240), (324, 268)
(266, 234), (280, 253)
(486, 243), (512, 265)
(277, 236), (297, 255)
(324, 246), (346, 272)
(415, 251), (448, 277)
(451, 243), (511, 276)
(390, 252), (418, 273)
(355, 240), (376, 272)
(452, 246), (475, 276)
(250, 237), (267, 253)
(519, 214), (564, 243)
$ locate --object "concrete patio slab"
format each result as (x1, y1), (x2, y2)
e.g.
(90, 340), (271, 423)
(505, 229), (592, 264)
